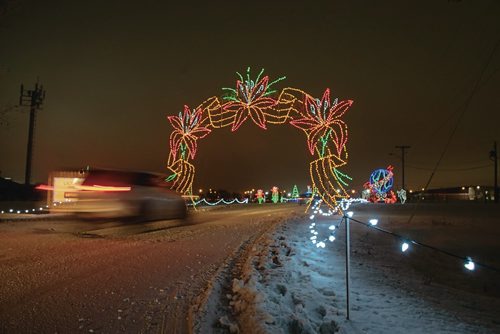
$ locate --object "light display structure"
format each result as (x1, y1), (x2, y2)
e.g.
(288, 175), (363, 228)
(166, 68), (353, 210)
(363, 165), (397, 203)
(271, 186), (279, 203)
(256, 189), (265, 204)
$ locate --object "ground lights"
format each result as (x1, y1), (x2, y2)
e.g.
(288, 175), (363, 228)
(191, 198), (248, 206)
(165, 68), (353, 209)
(308, 199), (498, 274)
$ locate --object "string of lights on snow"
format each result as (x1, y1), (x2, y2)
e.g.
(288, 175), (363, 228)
(165, 67), (353, 209)
(308, 199), (499, 273)
(189, 198), (248, 206)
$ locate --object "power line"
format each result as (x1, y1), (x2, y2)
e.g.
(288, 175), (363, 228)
(407, 163), (491, 172)
(19, 80), (46, 185)
(395, 145), (410, 189)
(423, 35), (500, 192)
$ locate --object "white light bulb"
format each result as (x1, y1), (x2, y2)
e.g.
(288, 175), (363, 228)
(312, 240), (317, 244)
(464, 258), (475, 271)
(9, 209), (13, 213)
(310, 236), (317, 240)
(328, 225), (336, 230)
(309, 215), (315, 220)
(329, 236), (335, 242)
(347, 211), (353, 218)
(311, 223), (315, 227)
(369, 219), (378, 226)
(316, 242), (326, 248)
(401, 242), (409, 252)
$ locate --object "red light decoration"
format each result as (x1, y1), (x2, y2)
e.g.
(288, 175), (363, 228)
(289, 89), (351, 158)
(223, 76), (278, 131)
(36, 184), (131, 192)
(167, 105), (212, 160)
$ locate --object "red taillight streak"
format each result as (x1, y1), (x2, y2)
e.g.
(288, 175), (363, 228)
(36, 184), (131, 192)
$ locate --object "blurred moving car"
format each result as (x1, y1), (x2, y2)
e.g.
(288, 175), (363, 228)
(42, 168), (187, 221)
(295, 193), (320, 205)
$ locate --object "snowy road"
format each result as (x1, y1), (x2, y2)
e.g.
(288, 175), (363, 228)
(2, 203), (499, 334)
(0, 204), (300, 333)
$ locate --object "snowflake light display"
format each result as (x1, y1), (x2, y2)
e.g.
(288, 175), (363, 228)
(166, 67), (354, 209)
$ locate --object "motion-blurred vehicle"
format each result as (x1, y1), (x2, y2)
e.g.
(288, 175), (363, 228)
(43, 168), (187, 221)
(296, 193), (320, 205)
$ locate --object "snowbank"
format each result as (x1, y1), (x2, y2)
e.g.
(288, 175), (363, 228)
(218, 203), (500, 333)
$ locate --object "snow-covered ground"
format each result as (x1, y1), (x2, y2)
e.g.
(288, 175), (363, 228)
(203, 202), (500, 333)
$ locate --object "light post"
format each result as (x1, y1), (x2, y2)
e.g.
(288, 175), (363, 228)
(490, 141), (498, 203)
(343, 210), (353, 320)
(395, 145), (410, 190)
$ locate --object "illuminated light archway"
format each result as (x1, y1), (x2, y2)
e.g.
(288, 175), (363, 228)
(165, 68), (354, 209)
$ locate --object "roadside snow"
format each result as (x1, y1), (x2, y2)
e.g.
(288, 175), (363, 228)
(217, 203), (500, 334)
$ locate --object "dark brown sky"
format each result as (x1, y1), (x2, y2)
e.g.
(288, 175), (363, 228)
(1, 0), (499, 193)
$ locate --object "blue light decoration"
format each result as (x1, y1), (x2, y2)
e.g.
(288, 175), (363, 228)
(189, 198), (248, 206)
(363, 165), (397, 203)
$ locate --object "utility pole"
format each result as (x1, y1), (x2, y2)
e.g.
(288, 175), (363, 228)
(490, 141), (498, 203)
(19, 80), (46, 185)
(395, 145), (410, 190)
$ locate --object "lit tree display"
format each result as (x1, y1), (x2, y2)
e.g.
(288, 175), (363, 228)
(166, 68), (354, 209)
(292, 185), (300, 198)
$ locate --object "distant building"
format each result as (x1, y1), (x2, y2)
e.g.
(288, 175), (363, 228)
(409, 186), (495, 203)
(0, 177), (43, 201)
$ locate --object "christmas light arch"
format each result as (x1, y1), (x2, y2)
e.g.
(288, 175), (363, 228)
(166, 68), (354, 209)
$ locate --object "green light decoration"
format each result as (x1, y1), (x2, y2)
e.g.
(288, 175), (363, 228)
(333, 168), (353, 187)
(165, 173), (177, 182)
(179, 142), (187, 160)
(292, 185), (300, 198)
(256, 189), (265, 204)
(222, 67), (286, 103)
(271, 186), (279, 204)
(319, 129), (333, 158)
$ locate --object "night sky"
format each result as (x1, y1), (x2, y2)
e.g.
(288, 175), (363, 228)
(1, 0), (499, 194)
